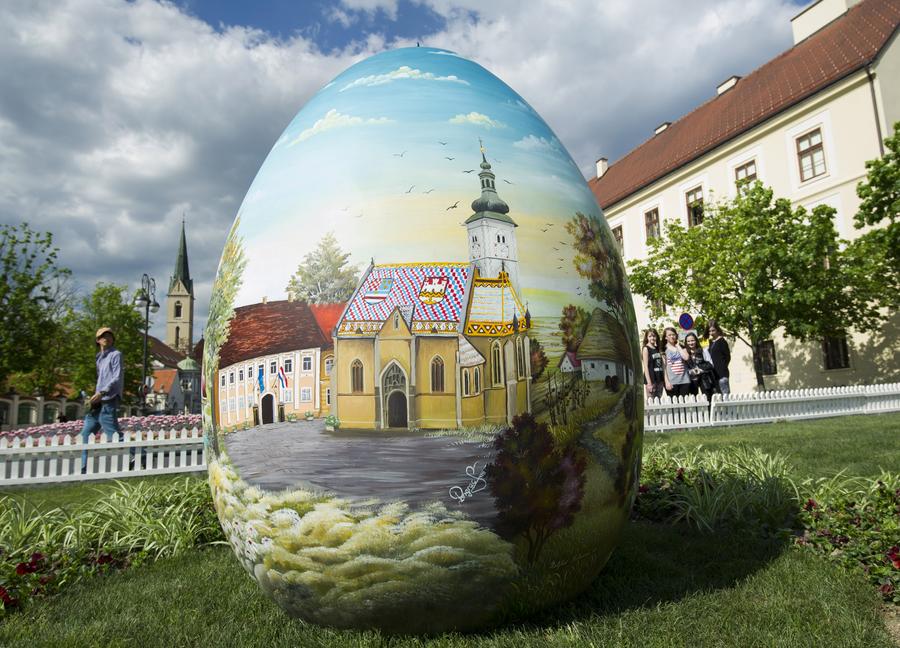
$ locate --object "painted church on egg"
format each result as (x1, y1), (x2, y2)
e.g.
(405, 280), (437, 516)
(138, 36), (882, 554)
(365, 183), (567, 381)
(332, 148), (533, 430)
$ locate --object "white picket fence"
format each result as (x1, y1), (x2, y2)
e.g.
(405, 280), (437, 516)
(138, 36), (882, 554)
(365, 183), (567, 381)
(0, 428), (205, 485)
(645, 382), (900, 432)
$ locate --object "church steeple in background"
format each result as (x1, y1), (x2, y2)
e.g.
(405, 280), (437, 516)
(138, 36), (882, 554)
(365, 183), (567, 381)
(166, 218), (195, 355)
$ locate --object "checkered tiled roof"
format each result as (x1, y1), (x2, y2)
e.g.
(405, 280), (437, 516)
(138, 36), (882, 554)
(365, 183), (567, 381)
(342, 263), (470, 324)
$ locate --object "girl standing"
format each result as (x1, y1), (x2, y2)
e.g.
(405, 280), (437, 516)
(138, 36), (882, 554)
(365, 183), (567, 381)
(684, 332), (718, 401)
(642, 329), (665, 400)
(663, 327), (692, 397)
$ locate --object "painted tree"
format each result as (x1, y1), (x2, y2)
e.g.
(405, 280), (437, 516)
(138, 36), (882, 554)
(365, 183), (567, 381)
(68, 283), (146, 400)
(528, 335), (548, 382)
(846, 121), (900, 311)
(0, 223), (70, 390)
(285, 232), (359, 304)
(627, 181), (883, 388)
(486, 413), (587, 564)
(558, 304), (591, 352)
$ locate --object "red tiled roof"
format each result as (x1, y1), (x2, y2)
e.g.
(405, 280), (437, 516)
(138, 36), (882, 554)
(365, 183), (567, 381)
(591, 0), (900, 209)
(218, 300), (329, 368)
(309, 303), (345, 342)
(149, 336), (185, 368)
(152, 368), (178, 395)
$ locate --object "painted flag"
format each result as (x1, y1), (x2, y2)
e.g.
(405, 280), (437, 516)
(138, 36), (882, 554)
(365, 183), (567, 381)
(278, 365), (288, 389)
(363, 277), (393, 304)
(257, 366), (265, 393)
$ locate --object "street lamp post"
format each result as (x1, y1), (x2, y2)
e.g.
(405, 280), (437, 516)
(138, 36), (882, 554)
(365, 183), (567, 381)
(135, 274), (160, 415)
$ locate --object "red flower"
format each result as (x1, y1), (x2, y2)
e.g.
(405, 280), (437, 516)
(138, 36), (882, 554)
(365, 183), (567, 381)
(14, 562), (30, 575)
(96, 554), (113, 565)
(638, 484), (649, 494)
(675, 467), (685, 482)
(888, 546), (899, 559)
(803, 498), (818, 512)
(0, 586), (13, 604)
(881, 583), (895, 596)
(30, 552), (44, 564)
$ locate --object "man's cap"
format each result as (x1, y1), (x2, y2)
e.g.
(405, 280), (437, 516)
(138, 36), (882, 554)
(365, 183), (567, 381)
(95, 327), (115, 340)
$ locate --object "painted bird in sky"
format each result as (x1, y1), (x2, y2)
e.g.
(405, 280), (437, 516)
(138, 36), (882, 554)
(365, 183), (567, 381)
(446, 201), (459, 210)
(406, 185), (415, 193)
(462, 169), (475, 173)
(393, 151), (407, 157)
(445, 157), (455, 160)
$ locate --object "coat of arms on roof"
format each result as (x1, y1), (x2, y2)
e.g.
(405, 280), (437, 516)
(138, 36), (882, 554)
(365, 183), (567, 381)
(418, 276), (448, 305)
(363, 277), (393, 304)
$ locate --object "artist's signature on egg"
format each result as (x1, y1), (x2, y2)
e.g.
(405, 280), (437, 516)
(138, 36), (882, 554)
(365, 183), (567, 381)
(448, 461), (487, 503)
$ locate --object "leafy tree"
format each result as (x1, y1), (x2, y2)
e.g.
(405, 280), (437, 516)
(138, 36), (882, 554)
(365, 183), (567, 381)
(68, 283), (146, 400)
(847, 121), (900, 309)
(0, 223), (70, 390)
(558, 304), (591, 352)
(285, 232), (359, 304)
(627, 181), (882, 388)
(566, 213), (627, 320)
(486, 413), (587, 564)
(528, 335), (548, 382)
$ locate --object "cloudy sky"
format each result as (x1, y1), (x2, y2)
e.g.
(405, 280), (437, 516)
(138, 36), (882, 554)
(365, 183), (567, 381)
(0, 0), (805, 342)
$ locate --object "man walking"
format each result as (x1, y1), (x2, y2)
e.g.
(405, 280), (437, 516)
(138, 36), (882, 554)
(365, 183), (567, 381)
(80, 327), (126, 474)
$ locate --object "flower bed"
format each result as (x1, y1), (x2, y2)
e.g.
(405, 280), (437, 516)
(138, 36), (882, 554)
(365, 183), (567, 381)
(1, 414), (202, 440)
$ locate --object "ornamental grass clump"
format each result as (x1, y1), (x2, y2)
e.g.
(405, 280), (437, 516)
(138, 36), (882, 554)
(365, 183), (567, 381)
(635, 443), (797, 533)
(0, 477), (223, 615)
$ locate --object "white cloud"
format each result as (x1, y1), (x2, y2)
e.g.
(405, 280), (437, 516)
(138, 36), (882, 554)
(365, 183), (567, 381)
(513, 134), (561, 153)
(339, 65), (469, 91)
(449, 111), (504, 128)
(288, 109), (392, 144)
(0, 0), (799, 339)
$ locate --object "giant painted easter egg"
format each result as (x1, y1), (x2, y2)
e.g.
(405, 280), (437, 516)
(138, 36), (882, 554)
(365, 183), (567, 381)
(203, 47), (642, 634)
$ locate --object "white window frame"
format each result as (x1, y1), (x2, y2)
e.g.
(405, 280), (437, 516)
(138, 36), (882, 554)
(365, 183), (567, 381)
(785, 111), (836, 192)
(302, 355), (313, 372)
(284, 358), (293, 374)
(300, 387), (312, 402)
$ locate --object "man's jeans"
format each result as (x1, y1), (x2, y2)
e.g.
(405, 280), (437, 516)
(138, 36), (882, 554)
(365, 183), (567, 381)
(80, 400), (142, 472)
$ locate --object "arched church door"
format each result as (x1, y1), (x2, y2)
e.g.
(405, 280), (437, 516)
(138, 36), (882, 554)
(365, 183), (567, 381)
(261, 394), (275, 424)
(387, 391), (407, 428)
(382, 363), (407, 428)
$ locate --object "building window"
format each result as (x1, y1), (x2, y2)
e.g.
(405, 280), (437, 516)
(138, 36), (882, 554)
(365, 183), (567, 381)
(284, 358), (293, 373)
(491, 341), (503, 386)
(257, 364), (264, 381)
(238, 369), (244, 382)
(238, 396), (244, 409)
(474, 366), (481, 394)
(611, 225), (624, 255)
(822, 336), (850, 370)
(754, 340), (778, 376)
(247, 364), (253, 378)
(174, 301), (182, 318)
(797, 128), (826, 182)
(394, 312), (400, 329)
(228, 372), (234, 385)
(686, 186), (704, 227)
(269, 361), (277, 375)
(516, 337), (525, 379)
(351, 360), (364, 393)
(735, 160), (757, 187)
(300, 387), (312, 402)
(644, 208), (660, 240)
(175, 326), (180, 347)
(431, 356), (444, 393)
(325, 388), (331, 406)
(220, 374), (225, 387)
(325, 357), (333, 375)
(302, 356), (312, 372)
(463, 369), (471, 396)
(228, 398), (235, 413)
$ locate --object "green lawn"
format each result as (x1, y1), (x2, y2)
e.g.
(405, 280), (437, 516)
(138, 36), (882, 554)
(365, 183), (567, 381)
(1, 413), (898, 647)
(646, 412), (900, 479)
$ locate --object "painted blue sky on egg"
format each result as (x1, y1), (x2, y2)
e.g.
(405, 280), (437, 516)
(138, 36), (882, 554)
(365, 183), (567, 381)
(233, 47), (604, 315)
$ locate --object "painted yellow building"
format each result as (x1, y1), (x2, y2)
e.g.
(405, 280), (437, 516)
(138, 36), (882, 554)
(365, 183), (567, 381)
(332, 151), (533, 430)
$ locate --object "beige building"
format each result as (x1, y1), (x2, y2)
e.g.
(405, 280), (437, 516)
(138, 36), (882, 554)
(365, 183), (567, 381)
(215, 300), (341, 428)
(591, 0), (900, 391)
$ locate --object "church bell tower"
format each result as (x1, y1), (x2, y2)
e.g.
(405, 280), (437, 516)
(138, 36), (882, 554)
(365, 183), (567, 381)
(464, 140), (520, 292)
(166, 220), (194, 354)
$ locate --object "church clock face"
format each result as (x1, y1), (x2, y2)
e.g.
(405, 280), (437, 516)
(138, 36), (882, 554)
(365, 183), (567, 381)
(471, 242), (482, 258)
(497, 243), (509, 258)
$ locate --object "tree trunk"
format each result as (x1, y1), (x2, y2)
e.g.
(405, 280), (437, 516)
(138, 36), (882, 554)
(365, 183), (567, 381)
(750, 342), (766, 390)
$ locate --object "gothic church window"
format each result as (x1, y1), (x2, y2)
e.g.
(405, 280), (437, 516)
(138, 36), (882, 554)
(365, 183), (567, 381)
(491, 341), (503, 386)
(431, 356), (444, 393)
(516, 337), (525, 379)
(351, 360), (364, 393)
(174, 301), (182, 318)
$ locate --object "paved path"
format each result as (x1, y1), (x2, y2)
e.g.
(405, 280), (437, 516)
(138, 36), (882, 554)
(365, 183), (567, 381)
(224, 421), (502, 528)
